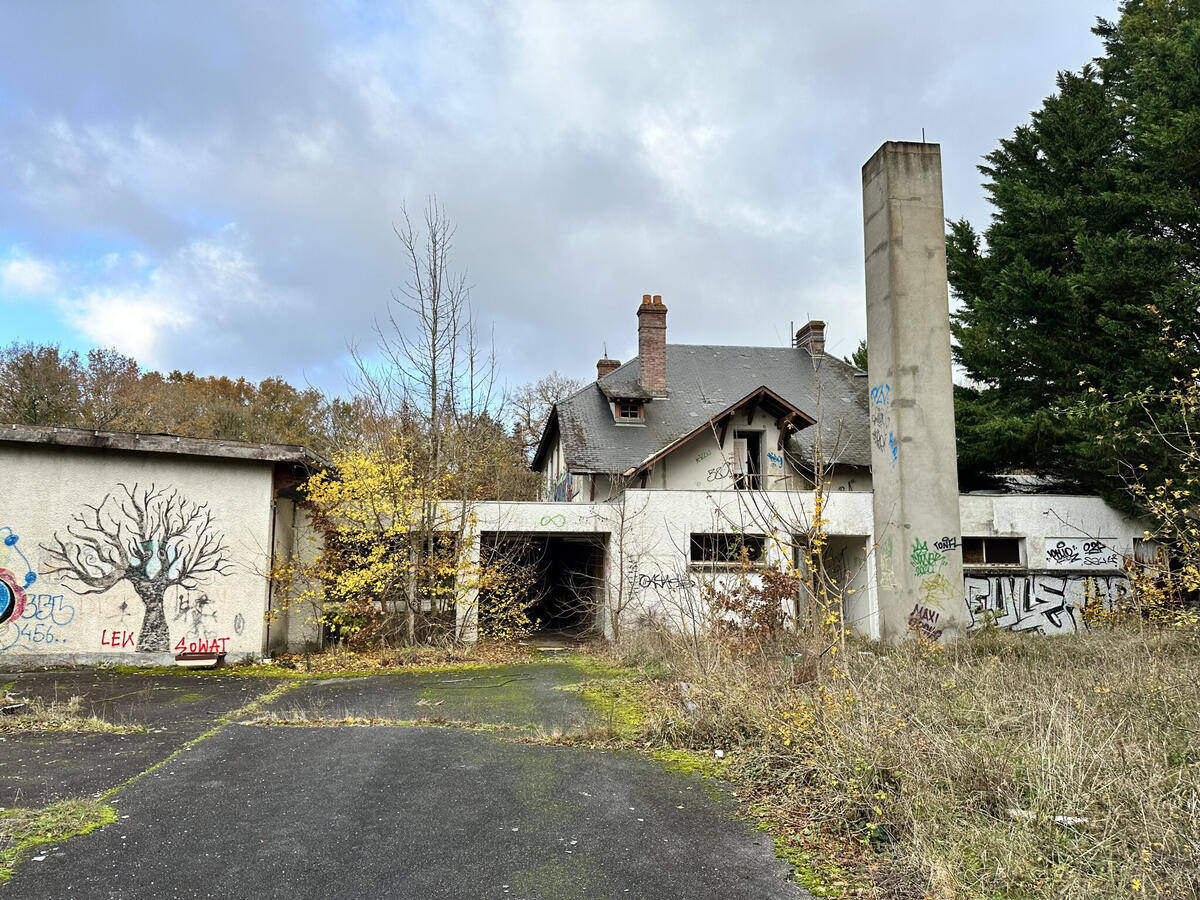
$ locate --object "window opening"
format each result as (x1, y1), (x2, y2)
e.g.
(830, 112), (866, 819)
(733, 431), (762, 489)
(615, 401), (643, 421)
(690, 533), (765, 565)
(962, 537), (1021, 566)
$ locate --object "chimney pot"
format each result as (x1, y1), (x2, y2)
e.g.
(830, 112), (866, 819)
(642, 293), (652, 304)
(596, 357), (621, 379)
(794, 320), (826, 356)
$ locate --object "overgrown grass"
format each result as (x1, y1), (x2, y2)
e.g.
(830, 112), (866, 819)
(0, 799), (116, 882)
(611, 626), (1200, 899)
(0, 696), (146, 735)
(95, 639), (540, 678)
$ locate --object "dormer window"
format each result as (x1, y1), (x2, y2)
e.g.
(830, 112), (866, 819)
(615, 400), (644, 422)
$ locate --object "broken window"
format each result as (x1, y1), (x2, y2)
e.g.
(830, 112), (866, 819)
(690, 533), (765, 566)
(962, 537), (1021, 567)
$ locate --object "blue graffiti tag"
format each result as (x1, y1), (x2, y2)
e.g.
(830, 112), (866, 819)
(1, 593), (76, 651)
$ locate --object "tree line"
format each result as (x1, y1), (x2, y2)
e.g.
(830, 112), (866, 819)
(0, 339), (578, 496)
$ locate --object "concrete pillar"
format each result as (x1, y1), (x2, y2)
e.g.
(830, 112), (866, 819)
(862, 141), (966, 643)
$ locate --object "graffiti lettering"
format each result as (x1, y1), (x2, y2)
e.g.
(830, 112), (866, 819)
(695, 449), (712, 464)
(919, 574), (957, 611)
(933, 536), (960, 553)
(707, 463), (730, 482)
(910, 539), (947, 577)
(1046, 541), (1080, 564)
(6, 622), (60, 646)
(22, 593), (76, 626)
(869, 383), (898, 467)
(636, 573), (692, 591)
(174, 636), (230, 655)
(101, 629), (137, 649)
(907, 603), (943, 641)
(766, 451), (784, 470)
(1044, 538), (1122, 570)
(964, 573), (1129, 634)
(1, 592), (74, 651)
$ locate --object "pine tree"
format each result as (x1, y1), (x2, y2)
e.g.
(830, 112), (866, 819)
(949, 0), (1199, 495)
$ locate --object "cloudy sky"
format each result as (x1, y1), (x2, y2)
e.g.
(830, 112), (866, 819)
(0, 1), (1115, 394)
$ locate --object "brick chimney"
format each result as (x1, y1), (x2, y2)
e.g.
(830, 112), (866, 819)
(794, 320), (826, 356)
(637, 294), (668, 395)
(596, 357), (621, 379)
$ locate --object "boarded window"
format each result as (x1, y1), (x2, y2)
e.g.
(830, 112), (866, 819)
(962, 537), (1021, 566)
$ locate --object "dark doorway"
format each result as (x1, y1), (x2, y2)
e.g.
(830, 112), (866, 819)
(733, 430), (762, 489)
(480, 534), (606, 636)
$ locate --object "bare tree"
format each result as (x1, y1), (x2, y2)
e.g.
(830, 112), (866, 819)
(325, 198), (523, 645)
(41, 483), (232, 652)
(511, 372), (585, 460)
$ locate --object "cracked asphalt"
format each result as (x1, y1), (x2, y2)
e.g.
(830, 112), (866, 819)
(1, 663), (804, 899)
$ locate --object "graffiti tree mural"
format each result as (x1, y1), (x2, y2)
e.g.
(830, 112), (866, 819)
(42, 484), (231, 651)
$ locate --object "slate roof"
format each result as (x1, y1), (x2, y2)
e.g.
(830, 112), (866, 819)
(538, 344), (871, 474)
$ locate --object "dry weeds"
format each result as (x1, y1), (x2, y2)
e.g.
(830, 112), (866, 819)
(613, 627), (1200, 899)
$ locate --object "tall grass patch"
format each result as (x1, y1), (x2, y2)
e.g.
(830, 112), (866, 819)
(619, 627), (1200, 898)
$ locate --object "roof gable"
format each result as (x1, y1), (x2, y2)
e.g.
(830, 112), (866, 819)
(622, 385), (816, 476)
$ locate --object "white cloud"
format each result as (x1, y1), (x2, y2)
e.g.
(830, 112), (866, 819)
(0, 250), (58, 296)
(61, 229), (298, 366)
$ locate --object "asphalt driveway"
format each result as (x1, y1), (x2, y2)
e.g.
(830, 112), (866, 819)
(1, 662), (803, 899)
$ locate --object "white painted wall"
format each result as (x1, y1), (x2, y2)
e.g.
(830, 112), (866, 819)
(0, 443), (280, 665)
(470, 490), (1148, 641)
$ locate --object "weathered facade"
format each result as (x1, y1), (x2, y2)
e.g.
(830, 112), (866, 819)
(516, 142), (1153, 645)
(0, 425), (324, 665)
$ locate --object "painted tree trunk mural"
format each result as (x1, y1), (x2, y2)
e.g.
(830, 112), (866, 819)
(41, 483), (231, 652)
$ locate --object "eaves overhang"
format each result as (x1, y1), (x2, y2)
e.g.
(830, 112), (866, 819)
(0, 423), (331, 470)
(530, 405), (560, 472)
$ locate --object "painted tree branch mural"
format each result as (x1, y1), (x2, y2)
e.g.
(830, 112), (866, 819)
(41, 483), (232, 651)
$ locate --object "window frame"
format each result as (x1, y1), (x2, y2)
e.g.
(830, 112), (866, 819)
(614, 400), (644, 422)
(689, 532), (766, 568)
(962, 536), (1022, 567)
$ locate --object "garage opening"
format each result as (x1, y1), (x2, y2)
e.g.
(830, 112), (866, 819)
(479, 533), (607, 637)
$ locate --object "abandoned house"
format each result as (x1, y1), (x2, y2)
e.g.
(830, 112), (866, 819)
(480, 287), (1147, 643)
(0, 424), (324, 665)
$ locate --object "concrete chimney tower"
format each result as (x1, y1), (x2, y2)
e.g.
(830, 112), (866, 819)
(862, 141), (966, 644)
